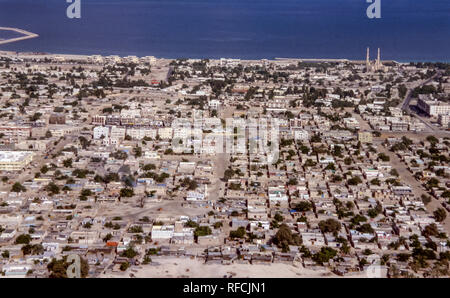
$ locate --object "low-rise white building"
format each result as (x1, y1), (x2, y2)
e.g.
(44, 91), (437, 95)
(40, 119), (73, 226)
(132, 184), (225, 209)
(0, 151), (34, 171)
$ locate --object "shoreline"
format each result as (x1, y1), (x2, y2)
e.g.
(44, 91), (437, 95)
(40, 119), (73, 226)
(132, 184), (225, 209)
(0, 50), (448, 64)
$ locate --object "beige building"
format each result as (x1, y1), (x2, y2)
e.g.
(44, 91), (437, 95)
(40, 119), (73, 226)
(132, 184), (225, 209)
(49, 125), (80, 137)
(417, 95), (450, 116)
(127, 127), (157, 140)
(0, 126), (32, 144)
(110, 126), (126, 140)
(15, 140), (50, 151)
(0, 151), (34, 171)
(358, 131), (373, 143)
(157, 127), (173, 140)
(438, 114), (450, 128)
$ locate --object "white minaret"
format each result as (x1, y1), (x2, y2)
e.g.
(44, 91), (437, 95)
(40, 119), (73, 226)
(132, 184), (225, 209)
(376, 48), (381, 70)
(366, 47), (370, 70)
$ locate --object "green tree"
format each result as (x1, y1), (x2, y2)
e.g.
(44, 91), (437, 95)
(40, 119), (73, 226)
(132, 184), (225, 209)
(121, 246), (138, 259)
(1, 250), (9, 258)
(377, 153), (390, 162)
(103, 233), (113, 242)
(229, 227), (246, 239)
(120, 188), (134, 197)
(347, 176), (362, 185)
(318, 219), (341, 234)
(40, 165), (49, 174)
(22, 244), (44, 255)
(120, 262), (130, 271)
(426, 135), (439, 145)
(15, 234), (32, 245)
(80, 189), (92, 197)
(313, 247), (337, 264)
(47, 256), (89, 278)
(63, 158), (73, 168)
(194, 226), (212, 238)
(274, 213), (284, 222)
(46, 182), (60, 195)
(11, 182), (26, 193)
(133, 146), (142, 157)
(223, 168), (234, 181)
(272, 224), (302, 252)
(294, 201), (312, 212)
(357, 223), (374, 234)
(433, 208), (447, 222)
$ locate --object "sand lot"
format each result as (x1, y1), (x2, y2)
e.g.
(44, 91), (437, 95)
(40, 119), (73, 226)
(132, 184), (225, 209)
(101, 257), (371, 278)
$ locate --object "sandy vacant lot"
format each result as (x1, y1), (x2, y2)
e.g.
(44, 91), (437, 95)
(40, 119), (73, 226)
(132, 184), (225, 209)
(101, 257), (372, 278)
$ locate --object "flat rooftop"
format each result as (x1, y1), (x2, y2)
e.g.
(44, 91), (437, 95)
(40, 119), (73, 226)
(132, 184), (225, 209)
(0, 151), (33, 162)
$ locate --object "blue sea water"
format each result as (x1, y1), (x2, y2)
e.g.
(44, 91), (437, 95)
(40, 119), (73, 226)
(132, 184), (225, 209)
(0, 0), (449, 61)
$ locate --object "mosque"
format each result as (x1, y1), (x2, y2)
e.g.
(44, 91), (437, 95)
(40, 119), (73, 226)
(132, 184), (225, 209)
(366, 47), (387, 72)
